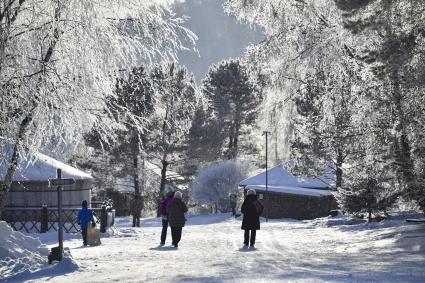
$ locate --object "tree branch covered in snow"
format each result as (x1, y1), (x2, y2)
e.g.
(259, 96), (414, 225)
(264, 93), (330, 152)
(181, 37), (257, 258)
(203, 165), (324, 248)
(225, 0), (425, 213)
(0, 0), (196, 212)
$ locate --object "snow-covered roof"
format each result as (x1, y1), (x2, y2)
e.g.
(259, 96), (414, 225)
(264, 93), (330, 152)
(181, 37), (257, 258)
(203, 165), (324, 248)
(245, 185), (333, 197)
(239, 164), (333, 189)
(0, 152), (92, 182)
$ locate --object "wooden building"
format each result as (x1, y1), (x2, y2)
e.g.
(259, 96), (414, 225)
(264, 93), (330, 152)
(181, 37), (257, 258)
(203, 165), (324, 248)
(239, 164), (337, 220)
(1, 152), (93, 208)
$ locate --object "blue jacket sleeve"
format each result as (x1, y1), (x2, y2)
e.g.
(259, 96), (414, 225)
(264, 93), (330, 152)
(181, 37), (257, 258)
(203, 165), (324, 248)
(77, 210), (82, 225)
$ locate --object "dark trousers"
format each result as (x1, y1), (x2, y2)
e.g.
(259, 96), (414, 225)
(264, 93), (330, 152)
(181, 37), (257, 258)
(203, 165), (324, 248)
(244, 229), (256, 246)
(171, 227), (182, 246)
(231, 206), (236, 216)
(160, 219), (169, 244)
(132, 215), (140, 227)
(82, 227), (88, 245)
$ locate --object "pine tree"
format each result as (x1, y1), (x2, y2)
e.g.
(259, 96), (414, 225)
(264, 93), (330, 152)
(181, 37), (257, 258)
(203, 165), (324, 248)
(336, 178), (400, 221)
(184, 106), (226, 176)
(149, 62), (197, 215)
(202, 59), (262, 159)
(110, 66), (154, 198)
(83, 66), (154, 206)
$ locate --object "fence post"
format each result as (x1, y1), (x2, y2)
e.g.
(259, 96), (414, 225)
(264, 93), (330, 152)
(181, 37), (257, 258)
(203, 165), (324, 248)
(100, 205), (107, 233)
(41, 205), (48, 233)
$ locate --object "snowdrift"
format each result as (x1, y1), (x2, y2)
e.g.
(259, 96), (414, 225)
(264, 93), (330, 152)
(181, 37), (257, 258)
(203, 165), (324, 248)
(0, 221), (49, 279)
(0, 221), (78, 282)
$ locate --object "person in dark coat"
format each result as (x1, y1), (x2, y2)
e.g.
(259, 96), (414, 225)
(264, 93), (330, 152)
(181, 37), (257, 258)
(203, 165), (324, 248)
(77, 200), (95, 246)
(159, 187), (175, 246)
(241, 189), (263, 248)
(130, 194), (144, 227)
(166, 191), (188, 248)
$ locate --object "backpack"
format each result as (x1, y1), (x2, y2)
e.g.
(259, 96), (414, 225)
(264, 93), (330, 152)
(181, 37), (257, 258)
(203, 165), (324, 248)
(253, 200), (264, 215)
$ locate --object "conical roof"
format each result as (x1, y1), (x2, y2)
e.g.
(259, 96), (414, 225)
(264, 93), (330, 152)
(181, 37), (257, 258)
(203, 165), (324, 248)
(0, 152), (92, 182)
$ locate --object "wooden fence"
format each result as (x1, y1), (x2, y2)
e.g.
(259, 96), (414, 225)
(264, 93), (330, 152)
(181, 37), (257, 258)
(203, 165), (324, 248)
(1, 205), (115, 233)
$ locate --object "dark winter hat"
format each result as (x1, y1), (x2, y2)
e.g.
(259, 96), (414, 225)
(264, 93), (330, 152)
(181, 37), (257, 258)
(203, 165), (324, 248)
(174, 191), (182, 199)
(247, 189), (256, 196)
(82, 200), (88, 207)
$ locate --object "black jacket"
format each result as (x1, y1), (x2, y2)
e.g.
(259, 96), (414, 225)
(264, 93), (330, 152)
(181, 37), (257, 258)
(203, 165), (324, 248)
(241, 194), (261, 230)
(166, 198), (188, 227)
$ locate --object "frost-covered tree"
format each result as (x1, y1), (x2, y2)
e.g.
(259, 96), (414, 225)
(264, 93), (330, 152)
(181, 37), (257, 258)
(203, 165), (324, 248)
(85, 65), (154, 201)
(290, 57), (365, 189)
(336, 178), (400, 221)
(224, 1), (353, 157)
(334, 0), (425, 212)
(149, 62), (198, 215)
(109, 66), (154, 198)
(184, 105), (226, 176)
(224, 0), (425, 213)
(202, 59), (262, 159)
(191, 160), (251, 212)
(0, 0), (195, 214)
(225, 1), (363, 185)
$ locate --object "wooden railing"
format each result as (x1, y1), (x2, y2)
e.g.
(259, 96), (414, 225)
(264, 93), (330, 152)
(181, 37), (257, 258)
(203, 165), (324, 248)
(1, 205), (115, 233)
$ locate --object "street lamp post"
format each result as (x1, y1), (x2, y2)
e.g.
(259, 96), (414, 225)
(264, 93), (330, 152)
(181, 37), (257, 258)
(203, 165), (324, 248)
(262, 131), (271, 222)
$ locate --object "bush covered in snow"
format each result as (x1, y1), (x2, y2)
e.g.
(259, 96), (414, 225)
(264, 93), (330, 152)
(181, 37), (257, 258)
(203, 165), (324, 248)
(190, 160), (251, 212)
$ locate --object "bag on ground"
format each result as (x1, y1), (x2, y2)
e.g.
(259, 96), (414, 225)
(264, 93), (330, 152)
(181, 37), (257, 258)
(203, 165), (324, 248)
(87, 225), (101, 246)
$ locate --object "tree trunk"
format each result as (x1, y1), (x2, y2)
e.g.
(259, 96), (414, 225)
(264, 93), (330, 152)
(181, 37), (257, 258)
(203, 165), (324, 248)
(140, 154), (145, 209)
(157, 158), (169, 216)
(391, 70), (415, 186)
(335, 150), (344, 189)
(132, 138), (140, 196)
(1, 2), (60, 217)
(274, 133), (278, 164)
(133, 156), (139, 196)
(233, 123), (240, 159)
(228, 133), (234, 155)
(0, 114), (33, 217)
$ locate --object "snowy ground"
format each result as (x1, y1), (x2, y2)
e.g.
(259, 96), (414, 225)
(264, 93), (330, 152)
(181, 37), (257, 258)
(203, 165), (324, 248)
(2, 213), (425, 283)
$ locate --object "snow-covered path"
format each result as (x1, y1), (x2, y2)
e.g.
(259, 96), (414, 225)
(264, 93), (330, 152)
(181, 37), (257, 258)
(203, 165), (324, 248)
(24, 214), (425, 282)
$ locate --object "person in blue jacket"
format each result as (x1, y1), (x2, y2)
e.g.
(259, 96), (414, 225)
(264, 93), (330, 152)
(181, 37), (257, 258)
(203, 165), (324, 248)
(77, 200), (95, 246)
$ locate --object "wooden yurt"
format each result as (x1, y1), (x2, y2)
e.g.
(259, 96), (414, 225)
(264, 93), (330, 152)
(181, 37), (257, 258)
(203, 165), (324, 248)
(1, 152), (93, 208)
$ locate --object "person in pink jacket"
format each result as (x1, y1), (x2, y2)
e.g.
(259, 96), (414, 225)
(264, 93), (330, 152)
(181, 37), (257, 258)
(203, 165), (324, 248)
(159, 187), (175, 246)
